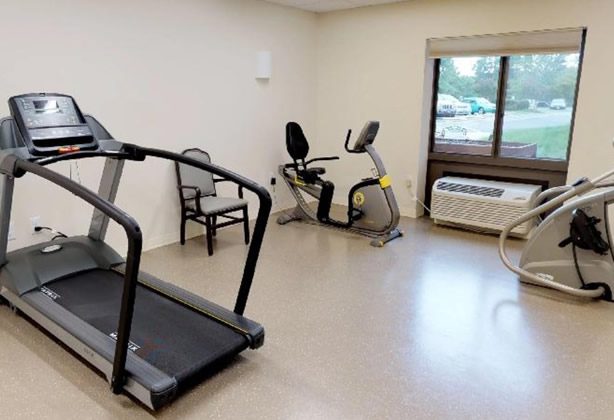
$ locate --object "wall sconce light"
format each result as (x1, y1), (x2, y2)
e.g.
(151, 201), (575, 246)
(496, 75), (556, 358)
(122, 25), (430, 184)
(256, 51), (272, 80)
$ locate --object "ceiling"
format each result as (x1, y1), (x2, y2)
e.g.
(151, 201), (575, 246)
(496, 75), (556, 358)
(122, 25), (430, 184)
(263, 0), (406, 13)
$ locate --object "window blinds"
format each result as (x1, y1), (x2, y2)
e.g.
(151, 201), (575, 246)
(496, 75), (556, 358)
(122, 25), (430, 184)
(427, 28), (585, 58)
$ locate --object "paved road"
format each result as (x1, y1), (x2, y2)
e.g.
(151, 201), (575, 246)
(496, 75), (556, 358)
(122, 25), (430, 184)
(436, 109), (572, 139)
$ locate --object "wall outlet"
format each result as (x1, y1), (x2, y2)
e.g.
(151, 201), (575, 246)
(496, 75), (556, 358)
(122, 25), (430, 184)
(8, 222), (15, 241)
(30, 216), (41, 234)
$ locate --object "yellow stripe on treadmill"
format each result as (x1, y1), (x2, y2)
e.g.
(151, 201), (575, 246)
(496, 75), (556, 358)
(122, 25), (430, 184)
(140, 280), (250, 335)
(379, 175), (392, 189)
(110, 267), (249, 335)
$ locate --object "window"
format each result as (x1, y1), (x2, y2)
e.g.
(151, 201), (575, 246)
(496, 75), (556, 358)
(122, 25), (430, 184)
(500, 53), (579, 160)
(431, 52), (581, 162)
(425, 28), (586, 210)
(433, 56), (500, 156)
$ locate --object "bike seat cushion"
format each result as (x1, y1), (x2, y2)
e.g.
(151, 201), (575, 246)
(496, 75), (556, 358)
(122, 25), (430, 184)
(298, 167), (325, 184)
(307, 167), (325, 175)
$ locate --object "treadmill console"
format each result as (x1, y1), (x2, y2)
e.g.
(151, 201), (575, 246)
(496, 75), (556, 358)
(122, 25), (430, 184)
(9, 93), (98, 156)
(353, 121), (379, 151)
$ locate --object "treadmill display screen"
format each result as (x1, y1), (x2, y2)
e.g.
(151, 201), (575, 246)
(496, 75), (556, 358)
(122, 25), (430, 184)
(9, 93), (98, 156)
(33, 100), (61, 114)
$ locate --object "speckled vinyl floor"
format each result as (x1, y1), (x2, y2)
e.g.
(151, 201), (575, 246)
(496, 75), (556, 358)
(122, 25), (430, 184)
(1, 216), (613, 419)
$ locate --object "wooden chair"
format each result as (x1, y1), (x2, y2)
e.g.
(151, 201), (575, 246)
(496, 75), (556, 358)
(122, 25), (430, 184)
(175, 148), (249, 255)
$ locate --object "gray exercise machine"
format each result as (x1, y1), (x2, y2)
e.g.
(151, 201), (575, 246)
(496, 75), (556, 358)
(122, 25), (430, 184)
(0, 93), (271, 409)
(499, 167), (614, 301)
(277, 121), (402, 247)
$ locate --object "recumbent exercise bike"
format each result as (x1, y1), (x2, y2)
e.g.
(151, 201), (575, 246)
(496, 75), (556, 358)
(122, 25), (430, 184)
(277, 121), (402, 247)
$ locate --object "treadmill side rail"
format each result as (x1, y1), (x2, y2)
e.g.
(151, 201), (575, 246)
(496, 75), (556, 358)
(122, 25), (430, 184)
(0, 174), (14, 266)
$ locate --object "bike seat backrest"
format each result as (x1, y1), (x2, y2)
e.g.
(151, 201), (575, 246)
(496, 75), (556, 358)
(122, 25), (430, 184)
(286, 122), (309, 162)
(352, 121), (380, 152)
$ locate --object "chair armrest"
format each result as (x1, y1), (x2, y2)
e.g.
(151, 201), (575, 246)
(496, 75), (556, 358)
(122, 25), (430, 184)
(177, 185), (203, 213)
(214, 178), (244, 199)
(305, 156), (340, 165)
(177, 185), (202, 197)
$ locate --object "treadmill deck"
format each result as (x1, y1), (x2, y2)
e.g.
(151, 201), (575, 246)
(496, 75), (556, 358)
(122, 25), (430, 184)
(34, 269), (248, 389)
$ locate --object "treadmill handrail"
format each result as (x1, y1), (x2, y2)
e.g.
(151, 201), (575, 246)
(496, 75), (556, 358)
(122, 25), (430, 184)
(129, 145), (272, 315)
(5, 157), (143, 395)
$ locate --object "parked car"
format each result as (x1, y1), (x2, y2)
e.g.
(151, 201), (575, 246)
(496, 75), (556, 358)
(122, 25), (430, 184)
(550, 98), (567, 109)
(440, 125), (468, 139)
(439, 94), (471, 116)
(436, 94), (456, 117)
(463, 97), (496, 114)
(536, 100), (549, 108)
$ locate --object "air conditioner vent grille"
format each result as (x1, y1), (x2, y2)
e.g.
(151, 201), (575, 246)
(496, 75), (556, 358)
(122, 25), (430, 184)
(431, 194), (532, 232)
(436, 181), (504, 198)
(431, 177), (541, 237)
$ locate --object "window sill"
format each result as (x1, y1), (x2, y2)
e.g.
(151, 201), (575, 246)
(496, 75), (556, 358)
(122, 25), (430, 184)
(428, 152), (569, 173)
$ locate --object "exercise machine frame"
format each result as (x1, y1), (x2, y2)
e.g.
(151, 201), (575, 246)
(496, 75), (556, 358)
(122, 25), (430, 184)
(0, 93), (272, 409)
(277, 121), (402, 247)
(499, 168), (614, 301)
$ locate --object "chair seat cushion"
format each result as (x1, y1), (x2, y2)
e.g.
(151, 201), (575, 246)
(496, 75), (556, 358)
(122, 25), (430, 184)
(188, 196), (248, 215)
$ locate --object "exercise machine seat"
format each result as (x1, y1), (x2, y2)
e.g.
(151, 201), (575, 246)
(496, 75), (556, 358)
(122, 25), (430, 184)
(286, 121), (309, 161)
(286, 122), (328, 182)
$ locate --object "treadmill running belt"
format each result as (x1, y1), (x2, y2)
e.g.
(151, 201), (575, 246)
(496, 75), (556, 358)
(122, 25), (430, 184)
(43, 269), (248, 386)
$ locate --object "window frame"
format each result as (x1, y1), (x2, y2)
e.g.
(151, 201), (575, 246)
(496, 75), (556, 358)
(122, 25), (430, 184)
(428, 39), (586, 172)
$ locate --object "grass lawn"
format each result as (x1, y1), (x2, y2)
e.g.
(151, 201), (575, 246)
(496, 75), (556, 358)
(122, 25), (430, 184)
(503, 125), (570, 160)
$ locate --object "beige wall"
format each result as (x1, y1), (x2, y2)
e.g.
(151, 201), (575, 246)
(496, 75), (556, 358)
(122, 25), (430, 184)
(0, 0), (316, 253)
(3, 0), (612, 253)
(315, 0), (614, 217)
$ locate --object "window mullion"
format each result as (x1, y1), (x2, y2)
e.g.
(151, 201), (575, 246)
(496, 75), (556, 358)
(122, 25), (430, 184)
(566, 29), (587, 163)
(429, 59), (441, 153)
(492, 56), (509, 158)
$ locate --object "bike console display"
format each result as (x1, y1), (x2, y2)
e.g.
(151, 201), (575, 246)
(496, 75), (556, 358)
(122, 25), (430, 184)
(353, 121), (379, 151)
(9, 93), (97, 156)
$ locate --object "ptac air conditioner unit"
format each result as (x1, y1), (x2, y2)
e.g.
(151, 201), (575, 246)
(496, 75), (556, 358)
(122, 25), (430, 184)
(431, 176), (541, 237)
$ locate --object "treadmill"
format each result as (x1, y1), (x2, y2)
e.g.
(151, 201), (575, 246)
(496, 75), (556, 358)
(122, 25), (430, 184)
(0, 93), (271, 410)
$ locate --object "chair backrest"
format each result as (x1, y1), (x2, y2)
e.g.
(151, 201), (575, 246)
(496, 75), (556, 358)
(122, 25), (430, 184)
(176, 148), (216, 200)
(286, 122), (310, 162)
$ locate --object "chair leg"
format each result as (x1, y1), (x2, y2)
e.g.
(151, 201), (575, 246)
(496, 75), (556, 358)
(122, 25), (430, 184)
(205, 216), (214, 256)
(180, 215), (186, 245)
(212, 216), (217, 237)
(242, 207), (250, 245)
